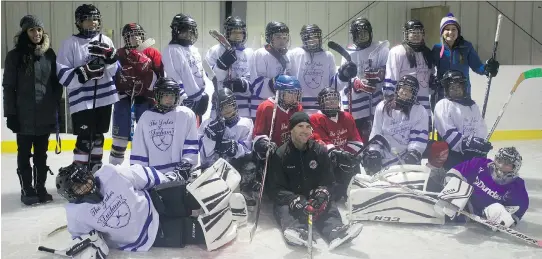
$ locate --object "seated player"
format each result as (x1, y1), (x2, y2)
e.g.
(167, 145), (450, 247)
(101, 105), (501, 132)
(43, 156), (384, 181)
(310, 87), (364, 200)
(55, 159), (247, 257)
(130, 77), (199, 176)
(361, 75), (429, 175)
(434, 69), (493, 170)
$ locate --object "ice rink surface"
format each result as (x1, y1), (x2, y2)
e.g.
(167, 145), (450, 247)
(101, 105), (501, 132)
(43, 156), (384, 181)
(2, 140), (542, 259)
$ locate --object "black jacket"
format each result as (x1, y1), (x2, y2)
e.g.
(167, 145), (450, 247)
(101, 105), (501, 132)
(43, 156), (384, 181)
(271, 139), (336, 206)
(3, 33), (63, 135)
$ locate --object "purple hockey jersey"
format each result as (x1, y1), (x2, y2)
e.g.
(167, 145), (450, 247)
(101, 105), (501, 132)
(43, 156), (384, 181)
(453, 157), (530, 221)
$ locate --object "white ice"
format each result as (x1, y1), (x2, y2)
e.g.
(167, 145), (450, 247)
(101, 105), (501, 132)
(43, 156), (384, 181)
(2, 140), (542, 259)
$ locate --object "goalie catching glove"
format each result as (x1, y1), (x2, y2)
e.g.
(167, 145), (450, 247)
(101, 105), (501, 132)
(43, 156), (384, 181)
(70, 230), (109, 259)
(484, 203), (516, 229)
(88, 41), (118, 65)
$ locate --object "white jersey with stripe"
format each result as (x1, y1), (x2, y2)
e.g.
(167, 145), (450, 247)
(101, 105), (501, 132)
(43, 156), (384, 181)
(65, 164), (169, 252)
(205, 44), (254, 118)
(130, 106), (199, 172)
(162, 44), (206, 102)
(287, 47), (338, 115)
(56, 34), (120, 114)
(434, 99), (487, 152)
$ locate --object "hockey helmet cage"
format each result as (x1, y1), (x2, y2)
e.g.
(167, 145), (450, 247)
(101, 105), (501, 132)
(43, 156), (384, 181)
(75, 4), (101, 37)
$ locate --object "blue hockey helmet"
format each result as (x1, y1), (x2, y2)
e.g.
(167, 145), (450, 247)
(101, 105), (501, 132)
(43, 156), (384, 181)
(274, 75), (301, 110)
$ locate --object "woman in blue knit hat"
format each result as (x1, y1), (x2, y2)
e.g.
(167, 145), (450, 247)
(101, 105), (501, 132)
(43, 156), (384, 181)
(431, 13), (500, 100)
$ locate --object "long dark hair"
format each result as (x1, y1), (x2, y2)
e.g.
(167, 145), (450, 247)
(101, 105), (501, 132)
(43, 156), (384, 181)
(383, 98), (411, 119)
(402, 42), (433, 69)
(13, 31), (40, 75)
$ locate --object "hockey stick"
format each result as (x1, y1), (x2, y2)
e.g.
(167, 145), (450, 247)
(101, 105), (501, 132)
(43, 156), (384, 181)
(136, 38), (155, 52)
(55, 107), (62, 154)
(481, 14), (503, 118)
(209, 29), (234, 81)
(366, 40), (390, 125)
(485, 68), (542, 142)
(249, 90), (280, 242)
(87, 33), (103, 171)
(328, 41), (353, 113)
(307, 213), (313, 258)
(38, 238), (92, 257)
(47, 224), (68, 237)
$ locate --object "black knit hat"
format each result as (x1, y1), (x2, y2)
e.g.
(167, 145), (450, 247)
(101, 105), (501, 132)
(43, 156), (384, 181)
(289, 112), (311, 130)
(20, 15), (44, 31)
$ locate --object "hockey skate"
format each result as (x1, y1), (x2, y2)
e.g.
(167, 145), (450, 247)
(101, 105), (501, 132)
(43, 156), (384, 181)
(34, 165), (53, 203)
(327, 223), (363, 250)
(283, 227), (317, 248)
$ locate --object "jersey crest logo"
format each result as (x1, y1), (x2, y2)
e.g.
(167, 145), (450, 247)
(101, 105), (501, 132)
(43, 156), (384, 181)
(309, 160), (318, 169)
(303, 68), (324, 89)
(150, 119), (175, 151)
(94, 193), (131, 229)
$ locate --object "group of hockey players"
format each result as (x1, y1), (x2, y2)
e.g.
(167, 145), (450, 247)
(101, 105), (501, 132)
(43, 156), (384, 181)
(4, 3), (531, 258)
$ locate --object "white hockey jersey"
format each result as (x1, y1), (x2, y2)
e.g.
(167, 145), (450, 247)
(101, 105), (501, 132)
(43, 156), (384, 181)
(287, 47), (337, 115)
(205, 45), (253, 118)
(434, 99), (487, 152)
(65, 164), (169, 252)
(249, 47), (291, 119)
(369, 101), (429, 167)
(130, 106), (199, 172)
(56, 34), (120, 114)
(162, 44), (206, 102)
(384, 45), (433, 113)
(336, 42), (389, 119)
(198, 116), (254, 167)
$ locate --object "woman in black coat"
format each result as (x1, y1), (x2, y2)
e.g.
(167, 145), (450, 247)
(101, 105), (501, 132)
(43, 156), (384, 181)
(2, 15), (63, 205)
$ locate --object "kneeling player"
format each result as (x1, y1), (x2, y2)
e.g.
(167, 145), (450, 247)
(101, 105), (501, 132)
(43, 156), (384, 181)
(130, 77), (199, 175)
(310, 87), (364, 200)
(55, 159), (246, 257)
(362, 75), (429, 175)
(434, 70), (492, 170)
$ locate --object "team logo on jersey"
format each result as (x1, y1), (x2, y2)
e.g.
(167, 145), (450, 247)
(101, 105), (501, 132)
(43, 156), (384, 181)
(474, 176), (502, 200)
(309, 160), (318, 169)
(150, 119), (174, 151)
(93, 192), (131, 229)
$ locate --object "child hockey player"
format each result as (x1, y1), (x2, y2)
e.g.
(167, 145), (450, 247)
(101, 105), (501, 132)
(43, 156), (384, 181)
(310, 87), (364, 200)
(271, 112), (363, 250)
(362, 75), (429, 175)
(56, 4), (119, 170)
(434, 70), (492, 170)
(130, 77), (199, 175)
(205, 16), (253, 118)
(250, 21), (291, 120)
(162, 13), (208, 122)
(109, 23), (164, 165)
(287, 24), (338, 115)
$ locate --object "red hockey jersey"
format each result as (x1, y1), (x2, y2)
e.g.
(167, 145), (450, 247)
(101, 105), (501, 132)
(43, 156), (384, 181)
(115, 47), (164, 98)
(253, 98), (303, 146)
(310, 111), (364, 155)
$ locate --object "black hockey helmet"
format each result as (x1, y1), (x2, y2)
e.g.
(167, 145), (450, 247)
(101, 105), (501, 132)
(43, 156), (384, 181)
(317, 87), (341, 117)
(403, 19), (425, 48)
(122, 23), (147, 49)
(213, 88), (239, 125)
(265, 21), (289, 43)
(300, 24), (323, 52)
(75, 4), (101, 37)
(350, 17), (373, 50)
(223, 16), (247, 48)
(56, 163), (103, 204)
(154, 77), (183, 113)
(441, 69), (468, 101)
(170, 13), (198, 46)
(395, 75), (419, 109)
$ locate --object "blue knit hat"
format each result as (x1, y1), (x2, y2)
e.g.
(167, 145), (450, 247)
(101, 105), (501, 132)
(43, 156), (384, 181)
(440, 13), (460, 35)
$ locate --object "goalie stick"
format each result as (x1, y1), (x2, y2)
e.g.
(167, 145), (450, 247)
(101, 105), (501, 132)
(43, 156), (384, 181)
(38, 238), (92, 257)
(328, 41), (353, 113)
(481, 14), (503, 118)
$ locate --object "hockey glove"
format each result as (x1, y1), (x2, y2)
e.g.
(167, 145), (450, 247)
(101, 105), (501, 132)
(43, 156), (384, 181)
(483, 203), (516, 229)
(400, 149), (422, 165)
(216, 139), (238, 157)
(75, 62), (105, 83)
(461, 136), (493, 155)
(352, 78), (377, 94)
(204, 118), (226, 142)
(338, 61), (358, 82)
(6, 115), (20, 133)
(224, 78), (249, 93)
(171, 161), (193, 182)
(309, 187), (330, 220)
(194, 93), (209, 118)
(484, 58), (500, 77)
(88, 41), (118, 64)
(70, 230), (109, 259)
(217, 48), (237, 70)
(429, 74), (440, 91)
(329, 149), (360, 173)
(364, 67), (385, 84)
(289, 195), (315, 220)
(361, 150), (383, 176)
(254, 137), (277, 159)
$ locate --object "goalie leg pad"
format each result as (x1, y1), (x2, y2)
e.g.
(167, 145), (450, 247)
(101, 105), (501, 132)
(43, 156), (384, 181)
(229, 193), (248, 226)
(436, 175), (474, 217)
(348, 165), (432, 194)
(197, 205), (238, 251)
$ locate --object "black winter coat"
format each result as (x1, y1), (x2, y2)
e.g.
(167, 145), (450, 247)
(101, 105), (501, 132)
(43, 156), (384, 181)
(271, 139), (336, 206)
(3, 33), (63, 135)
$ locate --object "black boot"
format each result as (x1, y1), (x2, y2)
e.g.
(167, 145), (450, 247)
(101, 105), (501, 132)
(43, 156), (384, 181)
(17, 168), (40, 205)
(33, 165), (53, 203)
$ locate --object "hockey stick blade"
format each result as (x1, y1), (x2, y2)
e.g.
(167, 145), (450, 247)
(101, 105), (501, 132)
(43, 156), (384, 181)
(209, 30), (233, 50)
(47, 224), (68, 237)
(136, 38), (155, 52)
(328, 41), (351, 62)
(38, 238), (92, 257)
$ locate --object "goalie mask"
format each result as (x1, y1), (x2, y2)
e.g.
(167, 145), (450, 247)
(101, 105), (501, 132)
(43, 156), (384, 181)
(395, 75), (419, 109)
(350, 18), (373, 50)
(75, 4), (101, 38)
(265, 21), (290, 55)
(171, 13), (198, 46)
(214, 88), (240, 126)
(122, 23), (147, 49)
(154, 77), (184, 113)
(403, 19), (425, 50)
(318, 87), (341, 118)
(490, 147), (522, 185)
(223, 16), (247, 49)
(300, 24), (323, 53)
(274, 75), (301, 110)
(56, 163), (103, 204)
